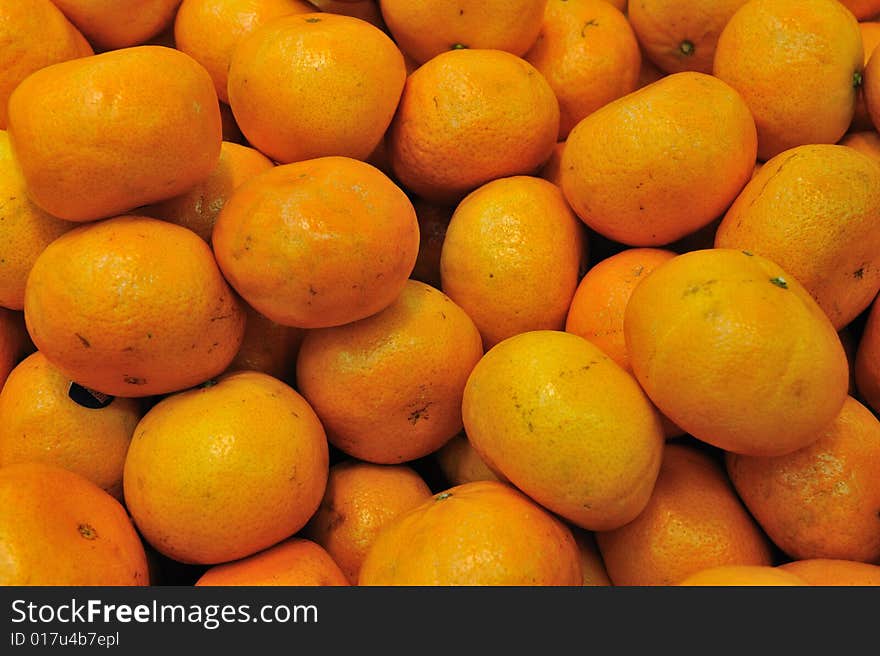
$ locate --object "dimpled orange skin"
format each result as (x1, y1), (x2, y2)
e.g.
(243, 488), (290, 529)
(565, 248), (676, 373)
(855, 296), (880, 413)
(23, 215), (246, 398)
(595, 445), (773, 587)
(49, 0), (183, 50)
(0, 352), (141, 500)
(778, 559), (880, 585)
(713, 0), (863, 162)
(303, 460), (433, 584)
(0, 131), (74, 310)
(524, 0), (641, 139)
(627, 0), (747, 75)
(140, 141), (274, 242)
(296, 280), (484, 464)
(212, 157), (419, 329)
(378, 0), (548, 64)
(433, 432), (502, 487)
(227, 13), (405, 165)
(174, 0), (314, 105)
(850, 22), (880, 131)
(123, 371), (329, 565)
(715, 144), (880, 330)
(727, 396), (880, 563)
(560, 72), (757, 247)
(224, 303), (304, 384)
(462, 330), (665, 531)
(0, 0), (92, 129)
(358, 481), (583, 586)
(388, 48), (560, 205)
(625, 249), (849, 457)
(440, 176), (586, 350)
(7, 46), (222, 223)
(678, 565), (807, 586)
(195, 538), (349, 586)
(0, 462), (148, 586)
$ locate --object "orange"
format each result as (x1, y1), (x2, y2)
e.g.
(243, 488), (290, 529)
(296, 280), (483, 464)
(778, 559), (880, 586)
(851, 22), (880, 131)
(565, 247), (676, 373)
(561, 72), (756, 246)
(0, 0), (92, 129)
(173, 0), (313, 105)
(462, 330), (664, 531)
(595, 444), (773, 586)
(624, 249), (849, 457)
(0, 351), (141, 499)
(571, 528), (612, 586)
(303, 460), (433, 584)
(359, 480), (582, 586)
(0, 308), (31, 390)
(839, 130), (880, 160)
(855, 295), (880, 412)
(227, 13), (405, 164)
(678, 565), (807, 586)
(387, 48), (559, 205)
(713, 0), (863, 161)
(123, 370), (329, 565)
(433, 432), (502, 487)
(841, 1), (880, 20)
(0, 130), (74, 310)
(212, 156), (419, 329)
(715, 144), (880, 330)
(727, 396), (880, 563)
(195, 538), (348, 586)
(0, 462), (148, 585)
(24, 215), (246, 397)
(49, 0), (183, 50)
(538, 141), (566, 187)
(7, 45), (222, 222)
(409, 199), (453, 291)
(524, 0), (641, 139)
(378, 0), (548, 64)
(308, 0), (386, 29)
(139, 141), (274, 242)
(628, 0), (748, 75)
(637, 51), (666, 88)
(439, 176), (586, 349)
(225, 302), (304, 384)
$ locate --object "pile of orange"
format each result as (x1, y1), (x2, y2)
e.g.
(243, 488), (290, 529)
(2, 0), (880, 588)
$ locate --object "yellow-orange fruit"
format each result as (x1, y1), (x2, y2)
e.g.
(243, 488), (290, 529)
(227, 13), (406, 164)
(7, 45), (222, 222)
(50, 0), (183, 50)
(195, 538), (348, 586)
(296, 280), (484, 464)
(624, 249), (849, 456)
(439, 176), (586, 349)
(24, 215), (246, 397)
(571, 529), (612, 586)
(378, 0), (548, 64)
(0, 352), (141, 499)
(433, 432), (502, 487)
(851, 22), (880, 131)
(212, 156), (419, 329)
(225, 303), (304, 384)
(779, 559), (880, 585)
(678, 565), (807, 586)
(387, 48), (560, 205)
(462, 330), (664, 531)
(713, 0), (863, 161)
(359, 481), (582, 586)
(123, 370), (329, 565)
(715, 144), (880, 330)
(0, 462), (148, 585)
(727, 396), (880, 563)
(524, 0), (641, 139)
(596, 445), (773, 586)
(561, 72), (757, 246)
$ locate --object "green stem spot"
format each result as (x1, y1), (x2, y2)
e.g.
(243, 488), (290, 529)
(680, 40), (695, 56)
(770, 276), (788, 289)
(451, 43), (467, 50)
(854, 71), (864, 89)
(435, 492), (453, 501)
